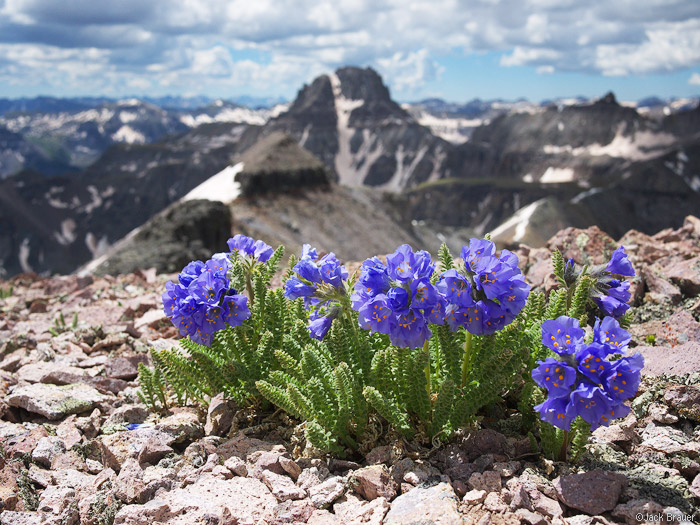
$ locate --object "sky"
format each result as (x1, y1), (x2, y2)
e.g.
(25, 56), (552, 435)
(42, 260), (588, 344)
(1, 0), (699, 103)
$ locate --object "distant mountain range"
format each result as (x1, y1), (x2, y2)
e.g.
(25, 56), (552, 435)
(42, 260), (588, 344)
(0, 67), (699, 278)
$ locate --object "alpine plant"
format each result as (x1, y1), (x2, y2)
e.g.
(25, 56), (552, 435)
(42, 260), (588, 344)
(531, 315), (643, 431)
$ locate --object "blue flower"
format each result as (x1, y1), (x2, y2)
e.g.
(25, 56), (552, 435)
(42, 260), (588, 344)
(593, 279), (631, 318)
(353, 245), (439, 348)
(604, 353), (644, 400)
(162, 254), (251, 346)
(284, 245), (349, 341)
(593, 316), (631, 354)
(534, 397), (575, 430)
(439, 239), (529, 336)
(308, 311), (336, 341)
(228, 234), (273, 263)
(541, 316), (585, 355)
(606, 246), (634, 276)
(531, 357), (577, 399)
(532, 315), (643, 431)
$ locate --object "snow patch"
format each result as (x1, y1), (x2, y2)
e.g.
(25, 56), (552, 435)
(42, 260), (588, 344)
(489, 200), (541, 243)
(571, 187), (604, 204)
(182, 162), (244, 204)
(112, 126), (146, 144)
(54, 219), (77, 246)
(411, 110), (481, 144)
(540, 167), (574, 183)
(85, 232), (110, 258)
(119, 111), (138, 123)
(542, 130), (676, 160)
(19, 238), (33, 273)
(329, 73), (366, 186)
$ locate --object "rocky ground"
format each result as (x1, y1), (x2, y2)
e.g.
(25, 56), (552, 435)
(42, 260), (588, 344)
(1, 219), (699, 524)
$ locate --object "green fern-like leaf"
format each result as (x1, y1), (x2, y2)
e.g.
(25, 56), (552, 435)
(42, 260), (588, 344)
(256, 380), (303, 419)
(430, 379), (455, 437)
(569, 418), (591, 462)
(306, 421), (344, 454)
(552, 248), (565, 286)
(438, 243), (454, 272)
(568, 275), (592, 323)
(363, 386), (413, 438)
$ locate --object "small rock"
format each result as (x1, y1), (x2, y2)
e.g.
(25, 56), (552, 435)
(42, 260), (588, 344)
(309, 476), (346, 509)
(224, 456), (248, 477)
(664, 385), (700, 422)
(531, 492), (563, 519)
(103, 404), (150, 427)
(155, 409), (204, 444)
(114, 458), (148, 504)
(32, 437), (66, 468)
(482, 470), (502, 492)
(6, 383), (106, 420)
(384, 482), (461, 525)
(691, 473), (700, 499)
(204, 393), (236, 436)
(612, 499), (665, 525)
(365, 445), (393, 465)
(462, 429), (510, 460)
(297, 466), (330, 491)
(553, 470), (627, 515)
(55, 416), (82, 449)
(493, 461), (521, 478)
(352, 465), (398, 501)
(104, 357), (139, 380)
(85, 459), (103, 475)
(0, 487), (18, 512)
(483, 491), (507, 513)
(112, 475), (277, 525)
(2, 426), (49, 459)
(508, 483), (533, 511)
(664, 257), (700, 296)
(261, 470), (307, 501)
(100, 428), (175, 471)
(463, 489), (487, 505)
(333, 493), (389, 525)
(0, 511), (46, 524)
(279, 456), (301, 481)
(515, 508), (547, 525)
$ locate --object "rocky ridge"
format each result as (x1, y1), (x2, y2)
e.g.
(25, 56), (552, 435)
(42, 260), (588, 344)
(0, 218), (699, 523)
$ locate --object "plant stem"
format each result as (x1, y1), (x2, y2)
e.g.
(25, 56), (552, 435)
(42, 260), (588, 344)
(559, 430), (570, 462)
(246, 275), (255, 306)
(461, 331), (472, 388)
(423, 339), (432, 398)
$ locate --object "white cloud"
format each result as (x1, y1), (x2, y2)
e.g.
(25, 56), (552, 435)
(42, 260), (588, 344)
(690, 72), (700, 85)
(0, 0), (698, 97)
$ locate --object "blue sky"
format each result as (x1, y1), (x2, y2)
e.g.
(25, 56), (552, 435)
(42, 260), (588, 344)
(1, 0), (699, 103)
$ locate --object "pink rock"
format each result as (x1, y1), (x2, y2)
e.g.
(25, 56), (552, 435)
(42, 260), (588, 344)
(351, 465), (398, 501)
(553, 470), (627, 515)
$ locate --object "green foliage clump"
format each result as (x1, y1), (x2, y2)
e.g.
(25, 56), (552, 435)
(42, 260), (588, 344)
(138, 239), (628, 462)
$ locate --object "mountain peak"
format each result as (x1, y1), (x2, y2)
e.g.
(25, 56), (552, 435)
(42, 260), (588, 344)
(597, 91), (618, 106)
(334, 66), (392, 103)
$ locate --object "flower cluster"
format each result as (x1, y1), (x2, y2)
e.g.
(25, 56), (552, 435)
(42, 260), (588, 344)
(584, 246), (635, 318)
(532, 315), (643, 431)
(352, 245), (444, 348)
(228, 234), (273, 264)
(162, 253), (251, 346)
(284, 245), (349, 340)
(437, 239), (530, 335)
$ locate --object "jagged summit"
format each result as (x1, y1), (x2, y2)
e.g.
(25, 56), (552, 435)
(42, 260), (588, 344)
(597, 91), (618, 105)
